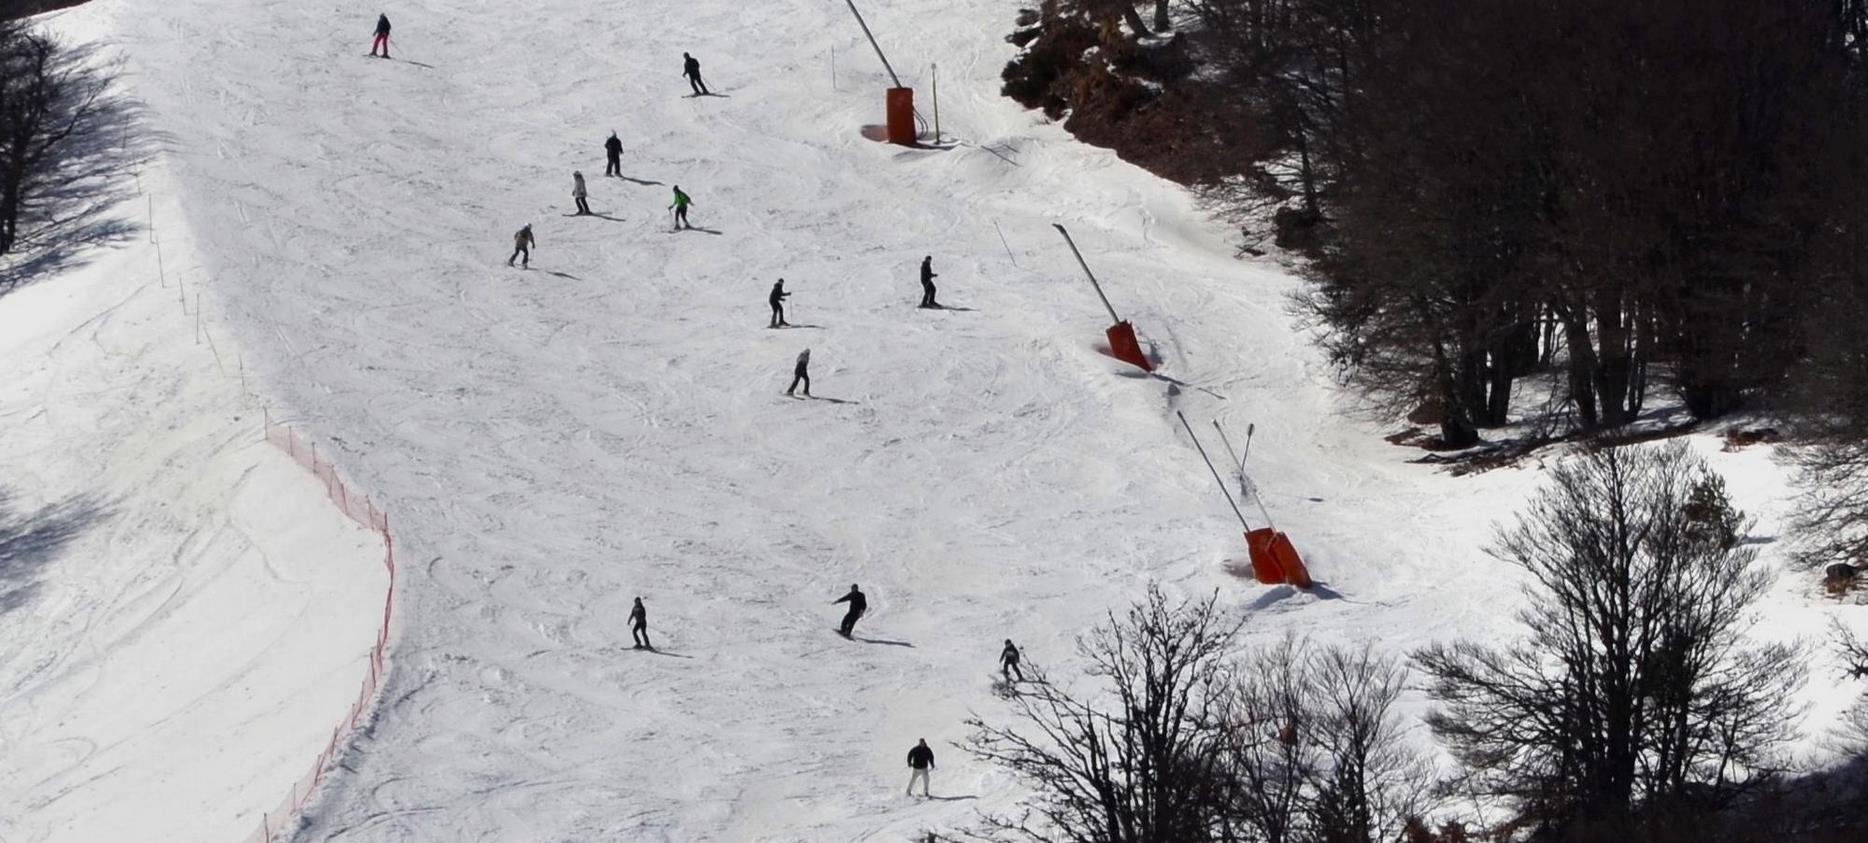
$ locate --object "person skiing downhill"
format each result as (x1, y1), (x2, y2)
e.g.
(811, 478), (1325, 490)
(905, 739), (935, 797)
(572, 171), (591, 215)
(370, 14), (391, 58)
(629, 596), (652, 650)
(604, 132), (623, 177)
(833, 583), (866, 637)
(682, 52), (709, 96)
(507, 224), (535, 268)
(918, 256), (939, 308)
(786, 348), (811, 397)
(1000, 639), (1023, 681)
(769, 279), (791, 328)
(669, 185), (694, 230)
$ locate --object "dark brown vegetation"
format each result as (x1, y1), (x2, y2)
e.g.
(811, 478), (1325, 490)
(1002, 1), (1276, 184)
(0, 1), (89, 20)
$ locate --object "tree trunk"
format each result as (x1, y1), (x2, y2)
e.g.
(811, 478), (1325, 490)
(1561, 310), (1601, 430)
(1434, 340), (1481, 448)
(1120, 4), (1151, 38)
(1153, 0), (1170, 32)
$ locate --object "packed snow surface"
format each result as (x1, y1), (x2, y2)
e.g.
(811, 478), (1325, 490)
(3, 0), (1860, 839)
(0, 68), (387, 843)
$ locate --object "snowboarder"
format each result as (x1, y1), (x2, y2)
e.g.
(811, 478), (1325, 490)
(905, 739), (935, 797)
(604, 132), (623, 177)
(769, 279), (791, 328)
(370, 14), (391, 58)
(669, 185), (694, 230)
(918, 256), (939, 308)
(507, 224), (535, 268)
(572, 171), (591, 215)
(629, 596), (652, 650)
(682, 52), (709, 96)
(1000, 639), (1023, 681)
(833, 583), (865, 636)
(786, 348), (812, 397)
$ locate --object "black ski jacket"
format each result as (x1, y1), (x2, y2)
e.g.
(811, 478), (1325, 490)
(907, 745), (934, 769)
(375, 15), (391, 35)
(833, 589), (866, 616)
(605, 135), (623, 155)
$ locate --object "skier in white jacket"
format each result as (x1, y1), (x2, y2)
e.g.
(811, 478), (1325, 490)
(572, 171), (591, 216)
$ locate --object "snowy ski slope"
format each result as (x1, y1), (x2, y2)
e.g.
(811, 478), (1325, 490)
(0, 23), (389, 836)
(4, 0), (1853, 839)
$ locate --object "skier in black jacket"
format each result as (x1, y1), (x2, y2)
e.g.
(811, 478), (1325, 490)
(370, 14), (391, 58)
(682, 52), (709, 96)
(604, 132), (623, 177)
(786, 348), (811, 397)
(629, 597), (651, 649)
(906, 739), (935, 797)
(1000, 639), (1023, 681)
(833, 584), (866, 637)
(918, 256), (939, 308)
(769, 279), (791, 328)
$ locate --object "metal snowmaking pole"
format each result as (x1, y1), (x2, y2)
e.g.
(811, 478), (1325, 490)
(931, 63), (941, 143)
(841, 0), (903, 88)
(1213, 420), (1244, 470)
(1214, 421), (1278, 530)
(1053, 223), (1122, 325)
(1178, 412), (1252, 532)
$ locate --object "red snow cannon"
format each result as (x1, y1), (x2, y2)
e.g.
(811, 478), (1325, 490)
(1105, 321), (1152, 372)
(1245, 528), (1314, 588)
(887, 88), (916, 145)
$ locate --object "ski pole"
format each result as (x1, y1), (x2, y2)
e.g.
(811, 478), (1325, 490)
(1177, 411), (1251, 531)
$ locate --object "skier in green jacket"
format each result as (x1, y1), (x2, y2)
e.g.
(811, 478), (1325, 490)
(669, 185), (694, 230)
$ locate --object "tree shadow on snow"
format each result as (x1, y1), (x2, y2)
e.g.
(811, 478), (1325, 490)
(0, 44), (158, 299)
(0, 490), (111, 616)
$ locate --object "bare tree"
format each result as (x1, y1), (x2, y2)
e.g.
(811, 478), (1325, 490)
(1416, 443), (1803, 836)
(1222, 635), (1317, 843)
(962, 585), (1242, 842)
(1220, 637), (1431, 843)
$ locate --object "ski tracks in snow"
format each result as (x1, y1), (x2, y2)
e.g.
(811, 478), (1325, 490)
(99, 0), (1544, 838)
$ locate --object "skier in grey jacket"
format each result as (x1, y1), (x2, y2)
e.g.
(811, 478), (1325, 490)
(572, 172), (591, 215)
